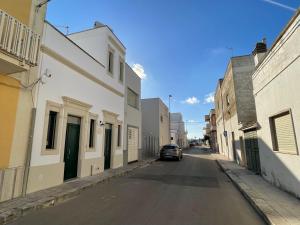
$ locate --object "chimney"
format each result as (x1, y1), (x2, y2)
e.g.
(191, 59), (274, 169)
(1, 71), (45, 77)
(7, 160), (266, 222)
(252, 38), (267, 66)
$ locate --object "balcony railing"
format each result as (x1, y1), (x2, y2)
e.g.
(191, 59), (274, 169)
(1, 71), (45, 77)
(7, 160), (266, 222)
(0, 10), (40, 66)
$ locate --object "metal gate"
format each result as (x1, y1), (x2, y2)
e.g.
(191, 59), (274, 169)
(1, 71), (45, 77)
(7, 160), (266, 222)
(244, 129), (261, 174)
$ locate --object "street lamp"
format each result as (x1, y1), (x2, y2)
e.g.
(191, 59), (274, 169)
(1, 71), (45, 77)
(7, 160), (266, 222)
(168, 94), (172, 142)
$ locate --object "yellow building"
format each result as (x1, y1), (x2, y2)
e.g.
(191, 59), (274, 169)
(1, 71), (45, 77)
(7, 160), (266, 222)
(0, 0), (47, 202)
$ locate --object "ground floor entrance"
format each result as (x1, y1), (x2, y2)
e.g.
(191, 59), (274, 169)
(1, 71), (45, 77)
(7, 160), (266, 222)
(244, 129), (261, 174)
(104, 124), (112, 170)
(128, 127), (138, 163)
(64, 116), (81, 181)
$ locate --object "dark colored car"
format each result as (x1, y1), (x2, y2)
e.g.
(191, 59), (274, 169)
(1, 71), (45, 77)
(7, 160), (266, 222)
(160, 144), (183, 160)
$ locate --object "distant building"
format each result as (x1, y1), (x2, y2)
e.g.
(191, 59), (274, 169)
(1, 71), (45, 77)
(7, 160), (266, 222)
(252, 10), (300, 197)
(215, 55), (257, 168)
(141, 98), (170, 155)
(123, 64), (141, 164)
(170, 113), (188, 148)
(204, 109), (217, 152)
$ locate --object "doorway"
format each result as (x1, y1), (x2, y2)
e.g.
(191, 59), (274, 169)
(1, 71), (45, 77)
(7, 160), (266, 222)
(244, 129), (261, 174)
(232, 132), (237, 162)
(104, 123), (112, 170)
(64, 116), (81, 181)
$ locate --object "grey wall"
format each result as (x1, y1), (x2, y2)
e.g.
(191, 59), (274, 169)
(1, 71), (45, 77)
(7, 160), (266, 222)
(232, 55), (256, 123)
(124, 64), (141, 164)
(141, 98), (160, 138)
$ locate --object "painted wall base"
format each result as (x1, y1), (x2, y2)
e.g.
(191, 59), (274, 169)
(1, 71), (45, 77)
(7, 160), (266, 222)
(26, 162), (64, 194)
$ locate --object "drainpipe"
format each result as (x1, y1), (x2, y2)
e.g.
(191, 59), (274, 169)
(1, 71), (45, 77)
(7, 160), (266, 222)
(22, 108), (36, 196)
(22, 1), (48, 196)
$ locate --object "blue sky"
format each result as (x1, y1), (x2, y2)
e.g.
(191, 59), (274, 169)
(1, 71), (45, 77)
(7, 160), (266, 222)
(46, 0), (299, 139)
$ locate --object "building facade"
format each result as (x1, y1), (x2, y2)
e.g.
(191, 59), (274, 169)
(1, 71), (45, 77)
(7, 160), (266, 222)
(123, 63), (141, 164)
(215, 55), (256, 167)
(26, 21), (126, 193)
(170, 113), (188, 148)
(252, 10), (300, 197)
(204, 109), (217, 152)
(141, 98), (170, 154)
(0, 0), (46, 202)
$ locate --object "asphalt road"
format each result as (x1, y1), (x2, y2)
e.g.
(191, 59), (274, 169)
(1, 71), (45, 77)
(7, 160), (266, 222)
(9, 147), (265, 225)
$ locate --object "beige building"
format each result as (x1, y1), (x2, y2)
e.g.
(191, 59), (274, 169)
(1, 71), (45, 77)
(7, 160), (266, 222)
(0, 0), (46, 202)
(252, 10), (300, 197)
(204, 109), (217, 152)
(170, 113), (188, 148)
(141, 98), (170, 155)
(215, 55), (257, 168)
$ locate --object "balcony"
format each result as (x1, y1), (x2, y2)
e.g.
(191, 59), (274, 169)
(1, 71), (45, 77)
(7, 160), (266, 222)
(0, 10), (40, 74)
(205, 115), (210, 122)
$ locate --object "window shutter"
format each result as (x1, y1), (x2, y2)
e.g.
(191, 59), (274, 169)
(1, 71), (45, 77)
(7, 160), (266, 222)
(273, 113), (297, 154)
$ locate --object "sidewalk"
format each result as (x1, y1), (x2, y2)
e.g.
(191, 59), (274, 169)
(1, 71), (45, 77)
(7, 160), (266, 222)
(213, 153), (300, 225)
(0, 158), (156, 225)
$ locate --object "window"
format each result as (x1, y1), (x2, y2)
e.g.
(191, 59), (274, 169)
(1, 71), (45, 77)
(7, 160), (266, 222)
(226, 94), (230, 106)
(117, 125), (121, 147)
(108, 51), (114, 74)
(119, 61), (124, 82)
(46, 111), (57, 149)
(270, 111), (297, 154)
(127, 88), (139, 109)
(160, 115), (163, 123)
(89, 119), (95, 148)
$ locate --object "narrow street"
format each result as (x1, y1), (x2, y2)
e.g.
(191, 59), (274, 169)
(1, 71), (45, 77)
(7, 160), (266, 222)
(9, 147), (265, 225)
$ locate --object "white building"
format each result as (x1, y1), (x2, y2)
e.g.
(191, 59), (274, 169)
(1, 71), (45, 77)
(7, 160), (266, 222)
(170, 113), (188, 148)
(27, 21), (126, 193)
(252, 10), (300, 197)
(123, 63), (141, 164)
(141, 98), (170, 154)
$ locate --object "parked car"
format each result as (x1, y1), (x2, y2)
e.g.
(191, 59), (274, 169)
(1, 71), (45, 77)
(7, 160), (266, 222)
(160, 144), (183, 160)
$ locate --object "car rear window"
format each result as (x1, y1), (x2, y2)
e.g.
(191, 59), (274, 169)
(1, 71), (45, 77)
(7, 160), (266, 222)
(163, 146), (176, 149)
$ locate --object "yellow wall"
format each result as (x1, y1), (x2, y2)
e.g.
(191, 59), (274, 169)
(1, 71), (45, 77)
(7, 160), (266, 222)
(0, 0), (32, 25)
(0, 75), (20, 169)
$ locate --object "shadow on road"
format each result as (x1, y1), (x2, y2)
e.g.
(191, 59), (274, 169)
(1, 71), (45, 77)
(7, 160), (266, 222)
(129, 173), (219, 188)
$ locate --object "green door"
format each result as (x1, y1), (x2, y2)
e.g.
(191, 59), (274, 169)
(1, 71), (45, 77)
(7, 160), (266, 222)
(104, 124), (112, 170)
(245, 129), (261, 174)
(64, 116), (81, 181)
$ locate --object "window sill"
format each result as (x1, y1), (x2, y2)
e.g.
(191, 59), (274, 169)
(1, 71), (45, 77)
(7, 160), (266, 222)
(86, 147), (96, 152)
(107, 71), (114, 77)
(127, 104), (139, 110)
(274, 150), (298, 156)
(41, 148), (59, 155)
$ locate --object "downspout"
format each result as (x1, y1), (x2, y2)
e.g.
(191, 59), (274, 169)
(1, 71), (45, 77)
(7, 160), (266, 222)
(22, 0), (47, 196)
(22, 108), (36, 196)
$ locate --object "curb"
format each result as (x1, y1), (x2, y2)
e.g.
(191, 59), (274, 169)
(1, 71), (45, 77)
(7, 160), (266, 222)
(0, 159), (156, 225)
(215, 160), (281, 225)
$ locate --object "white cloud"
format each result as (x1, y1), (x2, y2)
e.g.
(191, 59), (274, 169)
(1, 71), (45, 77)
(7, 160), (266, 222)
(132, 64), (147, 79)
(187, 119), (196, 123)
(204, 92), (215, 104)
(210, 47), (227, 55)
(183, 97), (200, 105)
(262, 0), (296, 11)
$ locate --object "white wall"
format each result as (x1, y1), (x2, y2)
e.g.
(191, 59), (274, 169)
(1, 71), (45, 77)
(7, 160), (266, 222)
(31, 23), (125, 167)
(253, 12), (300, 197)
